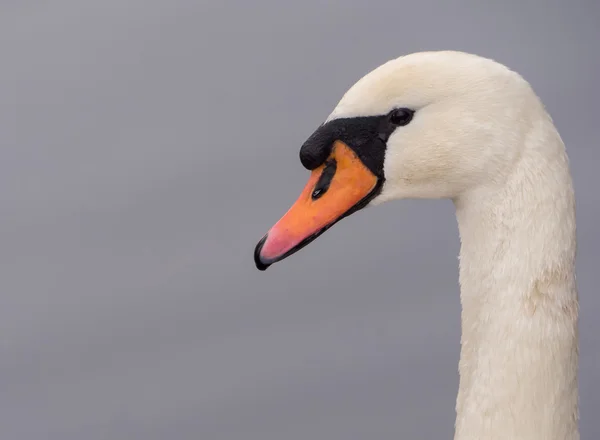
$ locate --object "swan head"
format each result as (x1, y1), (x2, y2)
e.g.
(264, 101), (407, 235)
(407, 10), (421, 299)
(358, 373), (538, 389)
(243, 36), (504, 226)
(254, 51), (540, 270)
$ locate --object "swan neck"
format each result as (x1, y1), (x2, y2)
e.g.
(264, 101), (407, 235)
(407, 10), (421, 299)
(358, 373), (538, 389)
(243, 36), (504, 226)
(452, 136), (579, 439)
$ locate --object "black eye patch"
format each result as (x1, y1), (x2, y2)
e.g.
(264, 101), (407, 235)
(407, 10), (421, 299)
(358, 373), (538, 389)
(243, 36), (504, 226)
(299, 109), (412, 179)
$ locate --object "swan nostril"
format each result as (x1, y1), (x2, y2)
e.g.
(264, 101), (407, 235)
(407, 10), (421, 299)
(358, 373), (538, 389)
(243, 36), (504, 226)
(311, 159), (337, 201)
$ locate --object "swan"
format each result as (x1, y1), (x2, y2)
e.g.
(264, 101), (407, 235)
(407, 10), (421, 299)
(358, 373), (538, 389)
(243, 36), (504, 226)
(253, 50), (578, 440)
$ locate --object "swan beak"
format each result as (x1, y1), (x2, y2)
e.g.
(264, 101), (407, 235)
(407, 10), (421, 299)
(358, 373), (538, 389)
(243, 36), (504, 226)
(254, 140), (380, 270)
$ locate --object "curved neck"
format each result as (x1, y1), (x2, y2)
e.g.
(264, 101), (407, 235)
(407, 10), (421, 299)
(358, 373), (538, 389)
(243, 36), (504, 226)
(452, 125), (579, 439)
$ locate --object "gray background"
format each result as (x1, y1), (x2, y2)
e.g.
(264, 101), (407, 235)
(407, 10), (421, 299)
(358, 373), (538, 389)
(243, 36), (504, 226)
(1, 1), (598, 439)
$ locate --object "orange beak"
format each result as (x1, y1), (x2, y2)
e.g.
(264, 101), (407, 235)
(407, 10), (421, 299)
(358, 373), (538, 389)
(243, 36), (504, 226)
(254, 140), (381, 270)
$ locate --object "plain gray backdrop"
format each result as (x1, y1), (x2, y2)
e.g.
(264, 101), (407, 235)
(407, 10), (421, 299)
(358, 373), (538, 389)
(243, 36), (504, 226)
(1, 1), (598, 439)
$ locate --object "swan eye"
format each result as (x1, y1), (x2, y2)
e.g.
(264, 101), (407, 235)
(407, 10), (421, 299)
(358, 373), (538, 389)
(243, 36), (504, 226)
(388, 108), (414, 126)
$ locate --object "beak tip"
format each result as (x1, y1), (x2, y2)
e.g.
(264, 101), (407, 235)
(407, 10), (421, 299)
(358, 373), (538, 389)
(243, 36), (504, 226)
(254, 234), (272, 271)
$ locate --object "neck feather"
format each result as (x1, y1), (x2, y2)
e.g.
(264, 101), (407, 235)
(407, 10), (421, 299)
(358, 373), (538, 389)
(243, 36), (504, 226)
(452, 117), (579, 440)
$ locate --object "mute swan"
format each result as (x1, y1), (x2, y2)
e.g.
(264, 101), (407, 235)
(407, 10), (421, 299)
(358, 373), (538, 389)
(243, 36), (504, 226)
(253, 51), (578, 440)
